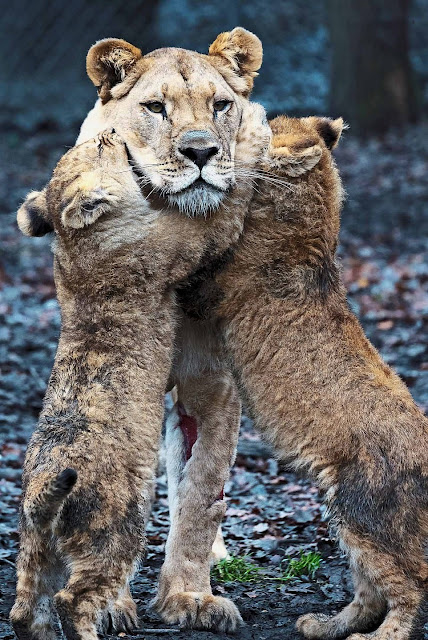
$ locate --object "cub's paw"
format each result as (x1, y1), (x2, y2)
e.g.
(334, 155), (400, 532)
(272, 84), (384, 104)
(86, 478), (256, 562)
(236, 101), (271, 163)
(101, 593), (139, 635)
(11, 620), (56, 640)
(297, 613), (333, 639)
(10, 604), (57, 640)
(94, 129), (129, 166)
(97, 129), (124, 147)
(79, 128), (126, 155)
(267, 141), (322, 177)
(154, 592), (243, 632)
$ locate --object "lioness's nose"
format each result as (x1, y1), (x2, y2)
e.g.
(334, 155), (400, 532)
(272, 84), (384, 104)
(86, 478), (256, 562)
(179, 130), (220, 169)
(180, 146), (219, 169)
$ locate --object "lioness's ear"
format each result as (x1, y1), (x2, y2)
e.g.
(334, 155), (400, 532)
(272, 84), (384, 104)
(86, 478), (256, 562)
(17, 190), (53, 237)
(86, 38), (143, 103)
(208, 27), (262, 96)
(270, 143), (323, 177)
(303, 116), (345, 150)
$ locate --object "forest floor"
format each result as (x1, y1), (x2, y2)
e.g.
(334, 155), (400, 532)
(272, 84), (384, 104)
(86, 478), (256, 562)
(0, 120), (428, 639)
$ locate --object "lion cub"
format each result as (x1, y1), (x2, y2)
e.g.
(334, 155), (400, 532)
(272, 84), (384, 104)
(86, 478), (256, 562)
(10, 125), (264, 640)
(211, 116), (428, 640)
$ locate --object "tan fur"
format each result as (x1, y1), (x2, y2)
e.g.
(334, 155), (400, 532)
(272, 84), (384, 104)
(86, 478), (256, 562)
(165, 116), (428, 638)
(86, 38), (143, 103)
(208, 27), (263, 96)
(20, 29), (427, 640)
(11, 95), (270, 640)
(156, 327), (242, 631)
(14, 27), (271, 634)
(76, 29), (265, 219)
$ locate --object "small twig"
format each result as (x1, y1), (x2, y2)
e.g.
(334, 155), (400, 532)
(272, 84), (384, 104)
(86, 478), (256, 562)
(0, 558), (16, 568)
(133, 629), (181, 635)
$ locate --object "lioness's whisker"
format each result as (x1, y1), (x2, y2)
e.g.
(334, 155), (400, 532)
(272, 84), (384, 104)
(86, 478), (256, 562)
(233, 170), (295, 192)
(237, 171), (295, 186)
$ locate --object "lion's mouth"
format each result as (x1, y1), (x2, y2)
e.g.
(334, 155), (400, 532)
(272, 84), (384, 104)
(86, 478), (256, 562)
(126, 147), (227, 216)
(174, 177), (223, 194)
(167, 180), (226, 217)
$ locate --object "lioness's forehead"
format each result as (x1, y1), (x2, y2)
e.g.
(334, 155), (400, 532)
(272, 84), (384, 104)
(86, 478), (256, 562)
(133, 48), (231, 99)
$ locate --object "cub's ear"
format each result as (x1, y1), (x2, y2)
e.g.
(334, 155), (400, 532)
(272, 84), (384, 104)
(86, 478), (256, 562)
(208, 27), (262, 96)
(269, 143), (323, 177)
(303, 116), (345, 150)
(86, 38), (143, 103)
(17, 190), (53, 237)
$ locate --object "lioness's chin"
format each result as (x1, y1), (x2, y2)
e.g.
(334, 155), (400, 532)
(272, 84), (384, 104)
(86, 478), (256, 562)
(167, 184), (225, 217)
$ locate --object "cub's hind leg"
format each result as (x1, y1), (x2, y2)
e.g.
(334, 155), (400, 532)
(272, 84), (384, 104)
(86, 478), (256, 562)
(297, 527), (426, 640)
(297, 566), (385, 639)
(54, 556), (136, 640)
(10, 533), (62, 640)
(343, 529), (426, 640)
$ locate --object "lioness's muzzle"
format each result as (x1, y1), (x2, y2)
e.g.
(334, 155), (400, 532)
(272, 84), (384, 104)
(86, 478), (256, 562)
(179, 130), (221, 169)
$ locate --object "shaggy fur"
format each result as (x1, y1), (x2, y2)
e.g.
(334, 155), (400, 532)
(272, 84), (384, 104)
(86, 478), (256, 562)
(19, 27), (428, 640)
(78, 28), (264, 217)
(10, 103), (269, 640)
(14, 27), (271, 635)
(164, 116), (428, 639)
(25, 27), (265, 223)
(12, 131), (173, 640)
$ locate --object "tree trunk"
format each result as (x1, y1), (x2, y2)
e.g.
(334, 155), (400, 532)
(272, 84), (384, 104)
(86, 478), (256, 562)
(326, 0), (418, 135)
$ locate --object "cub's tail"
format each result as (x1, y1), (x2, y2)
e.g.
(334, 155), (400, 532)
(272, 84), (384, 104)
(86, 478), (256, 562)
(25, 468), (77, 529)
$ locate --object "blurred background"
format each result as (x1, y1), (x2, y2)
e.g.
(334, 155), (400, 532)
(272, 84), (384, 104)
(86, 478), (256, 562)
(1, 0), (428, 508)
(1, 0), (427, 132)
(0, 3), (428, 635)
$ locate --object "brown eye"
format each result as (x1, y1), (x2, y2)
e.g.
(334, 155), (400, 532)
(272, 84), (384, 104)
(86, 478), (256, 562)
(144, 102), (164, 114)
(213, 100), (231, 113)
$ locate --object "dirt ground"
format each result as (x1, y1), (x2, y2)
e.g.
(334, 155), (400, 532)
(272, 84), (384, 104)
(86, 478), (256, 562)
(1, 120), (428, 639)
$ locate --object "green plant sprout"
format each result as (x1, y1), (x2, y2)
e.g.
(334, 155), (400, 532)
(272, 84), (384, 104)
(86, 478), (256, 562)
(211, 555), (260, 583)
(280, 550), (322, 582)
(211, 550), (322, 585)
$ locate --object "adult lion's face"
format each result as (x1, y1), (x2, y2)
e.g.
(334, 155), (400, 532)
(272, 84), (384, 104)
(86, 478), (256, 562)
(77, 28), (264, 216)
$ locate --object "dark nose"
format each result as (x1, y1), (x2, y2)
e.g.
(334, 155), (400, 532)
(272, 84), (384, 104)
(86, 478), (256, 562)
(180, 145), (219, 170)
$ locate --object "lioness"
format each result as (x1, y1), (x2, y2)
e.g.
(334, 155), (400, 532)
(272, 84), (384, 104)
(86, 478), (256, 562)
(13, 29), (271, 636)
(164, 116), (428, 639)
(27, 27), (266, 220)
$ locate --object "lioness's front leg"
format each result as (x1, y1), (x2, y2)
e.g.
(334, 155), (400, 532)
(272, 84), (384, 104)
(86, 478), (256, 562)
(154, 316), (243, 632)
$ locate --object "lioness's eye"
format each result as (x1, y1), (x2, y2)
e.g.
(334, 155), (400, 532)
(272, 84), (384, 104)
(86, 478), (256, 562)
(143, 102), (165, 114)
(213, 100), (231, 113)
